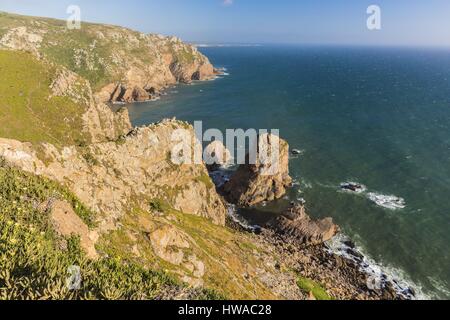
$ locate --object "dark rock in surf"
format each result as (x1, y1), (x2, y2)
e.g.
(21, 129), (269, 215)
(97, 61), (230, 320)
(266, 204), (339, 246)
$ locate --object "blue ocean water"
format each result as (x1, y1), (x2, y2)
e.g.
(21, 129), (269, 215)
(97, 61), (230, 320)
(127, 45), (450, 299)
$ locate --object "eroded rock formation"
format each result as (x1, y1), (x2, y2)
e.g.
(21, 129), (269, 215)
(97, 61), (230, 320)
(0, 17), (218, 105)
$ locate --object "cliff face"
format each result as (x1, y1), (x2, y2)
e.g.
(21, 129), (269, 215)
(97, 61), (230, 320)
(0, 12), (217, 104)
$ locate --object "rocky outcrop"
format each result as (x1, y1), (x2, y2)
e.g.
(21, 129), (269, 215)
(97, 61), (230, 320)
(0, 119), (227, 230)
(149, 224), (205, 287)
(0, 26), (43, 57)
(266, 204), (339, 246)
(223, 134), (292, 206)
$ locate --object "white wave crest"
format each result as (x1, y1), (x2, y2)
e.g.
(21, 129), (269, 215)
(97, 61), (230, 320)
(367, 192), (406, 210)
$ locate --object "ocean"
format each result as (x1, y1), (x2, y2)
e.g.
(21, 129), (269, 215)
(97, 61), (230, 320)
(126, 45), (450, 299)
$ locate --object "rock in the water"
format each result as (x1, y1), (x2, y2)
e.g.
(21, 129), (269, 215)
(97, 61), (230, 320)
(223, 133), (292, 207)
(48, 200), (99, 259)
(204, 140), (232, 170)
(266, 204), (339, 246)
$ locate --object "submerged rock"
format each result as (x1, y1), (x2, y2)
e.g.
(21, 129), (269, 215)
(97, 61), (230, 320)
(223, 133), (292, 207)
(266, 204), (339, 246)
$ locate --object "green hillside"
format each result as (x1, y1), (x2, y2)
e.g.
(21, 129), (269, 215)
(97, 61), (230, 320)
(0, 50), (88, 145)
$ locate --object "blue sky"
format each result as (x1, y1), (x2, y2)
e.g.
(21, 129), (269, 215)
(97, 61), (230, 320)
(1, 0), (450, 47)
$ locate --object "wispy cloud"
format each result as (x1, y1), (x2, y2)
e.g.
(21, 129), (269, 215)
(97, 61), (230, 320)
(223, 0), (233, 6)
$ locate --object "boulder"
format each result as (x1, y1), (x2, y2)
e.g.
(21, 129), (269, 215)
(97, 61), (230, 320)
(223, 133), (292, 206)
(149, 224), (190, 265)
(266, 204), (339, 246)
(48, 200), (99, 259)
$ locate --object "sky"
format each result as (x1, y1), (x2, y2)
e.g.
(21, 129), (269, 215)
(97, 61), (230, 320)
(1, 0), (450, 47)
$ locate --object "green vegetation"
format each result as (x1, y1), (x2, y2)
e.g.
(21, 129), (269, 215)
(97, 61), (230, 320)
(172, 47), (197, 64)
(149, 199), (166, 212)
(41, 29), (110, 90)
(81, 150), (100, 167)
(0, 164), (95, 227)
(297, 277), (333, 300)
(101, 201), (277, 300)
(0, 50), (88, 146)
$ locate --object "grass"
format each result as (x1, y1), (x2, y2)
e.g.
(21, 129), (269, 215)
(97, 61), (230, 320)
(42, 29), (110, 90)
(0, 220), (178, 300)
(297, 277), (333, 300)
(0, 50), (89, 146)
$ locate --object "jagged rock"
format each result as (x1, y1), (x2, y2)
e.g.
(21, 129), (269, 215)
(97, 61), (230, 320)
(223, 133), (292, 206)
(81, 100), (132, 143)
(0, 119), (227, 231)
(132, 86), (151, 102)
(266, 204), (339, 246)
(204, 140), (232, 170)
(48, 199), (99, 259)
(96, 83), (121, 102)
(0, 26), (43, 56)
(47, 66), (132, 143)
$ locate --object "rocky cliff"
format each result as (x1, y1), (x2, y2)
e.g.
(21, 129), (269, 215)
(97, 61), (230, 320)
(0, 11), (218, 105)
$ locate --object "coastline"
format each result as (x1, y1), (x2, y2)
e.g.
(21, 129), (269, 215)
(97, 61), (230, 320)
(226, 200), (420, 300)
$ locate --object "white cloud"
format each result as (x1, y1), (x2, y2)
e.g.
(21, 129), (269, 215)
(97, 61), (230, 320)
(223, 0), (233, 6)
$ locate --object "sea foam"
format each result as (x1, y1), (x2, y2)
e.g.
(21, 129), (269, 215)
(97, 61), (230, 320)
(326, 233), (427, 300)
(367, 192), (406, 210)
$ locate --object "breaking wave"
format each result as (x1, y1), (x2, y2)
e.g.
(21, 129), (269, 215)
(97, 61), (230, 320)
(367, 192), (406, 210)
